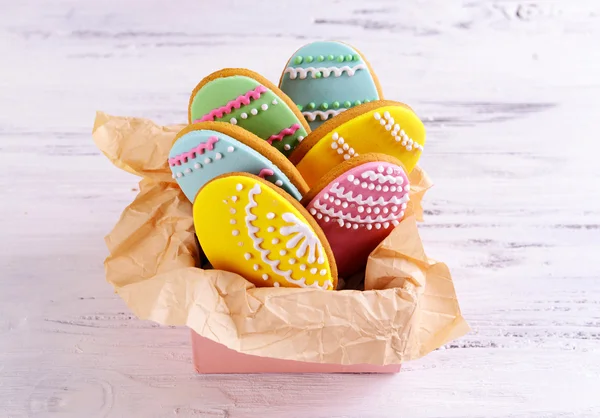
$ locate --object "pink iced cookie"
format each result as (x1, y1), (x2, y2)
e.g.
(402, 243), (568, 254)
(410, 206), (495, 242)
(303, 156), (410, 277)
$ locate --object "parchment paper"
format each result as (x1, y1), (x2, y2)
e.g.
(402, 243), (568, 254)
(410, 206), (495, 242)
(92, 111), (469, 365)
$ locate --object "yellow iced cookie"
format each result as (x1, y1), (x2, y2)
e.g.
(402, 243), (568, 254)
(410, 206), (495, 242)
(193, 173), (338, 290)
(289, 100), (425, 188)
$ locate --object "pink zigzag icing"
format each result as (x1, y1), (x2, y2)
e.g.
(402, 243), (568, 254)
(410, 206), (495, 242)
(169, 136), (219, 166)
(258, 168), (275, 179)
(194, 85), (268, 122)
(267, 123), (301, 145)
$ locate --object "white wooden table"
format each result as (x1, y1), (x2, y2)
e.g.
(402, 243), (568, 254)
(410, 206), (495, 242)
(2, 1), (599, 416)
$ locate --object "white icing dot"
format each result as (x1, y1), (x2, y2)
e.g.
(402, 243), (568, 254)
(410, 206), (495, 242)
(176, 172), (183, 178)
(275, 180), (283, 186)
(361, 182), (368, 188)
(230, 118), (237, 125)
(395, 136), (401, 142)
(244, 253), (252, 260)
(392, 220), (400, 226)
(297, 136), (304, 142)
(338, 219), (345, 227)
(331, 142), (338, 149)
(388, 117), (395, 125)
(383, 186), (389, 192)
(377, 166), (384, 173)
(262, 274), (269, 280)
(284, 144), (291, 150)
(227, 146), (235, 153)
(261, 104), (269, 111)
(384, 222), (390, 228)
(341, 202), (348, 208)
(374, 207), (381, 214)
(353, 179), (360, 186)
(241, 113), (248, 119)
(343, 143), (349, 151)
(390, 186), (397, 192)
(345, 223), (352, 229)
(300, 264), (306, 271)
(274, 282), (280, 287)
(309, 208), (317, 215)
(310, 268), (317, 275)
(267, 212), (275, 219)
(344, 154), (350, 160)
(347, 175), (354, 182)
(272, 238), (279, 244)
(405, 185), (410, 192)
(267, 226), (275, 232)
(406, 145), (413, 151)
(332, 132), (339, 140)
(185, 168), (192, 174)
(379, 119), (386, 126)
(272, 99), (278, 105)
(289, 258), (296, 264)
(337, 138), (345, 145)
(236, 184), (243, 191)
(193, 163), (201, 170)
(375, 185), (382, 191)
(204, 157), (211, 164)
(392, 206), (398, 212)
(253, 264), (260, 271)
(171, 173), (176, 179)
(375, 223), (381, 229)
(324, 216), (330, 222)
(366, 207), (372, 213)
(329, 196), (335, 202)
(232, 229), (239, 236)
(357, 206), (364, 213)
(401, 203), (408, 209)
(393, 124), (400, 132)
(366, 224), (372, 230)
(215, 152), (222, 160)
(334, 199), (341, 205)
(279, 250), (286, 256)
(384, 111), (390, 119)
(352, 224), (359, 230)
(250, 108), (258, 115)
(238, 242), (243, 246)
(386, 167), (393, 175)
(348, 148), (355, 156)
(316, 213), (323, 219)
(230, 208), (236, 214)
(320, 269), (327, 276)
(230, 219), (237, 225)
(408, 139), (414, 145)
(368, 183), (375, 190)
(400, 130), (406, 137)
(337, 148), (344, 155)
(383, 207), (389, 213)
(373, 112), (381, 120)
(385, 124), (392, 131)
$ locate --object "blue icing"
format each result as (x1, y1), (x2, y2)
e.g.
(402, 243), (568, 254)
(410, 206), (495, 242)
(279, 41), (381, 129)
(169, 129), (301, 202)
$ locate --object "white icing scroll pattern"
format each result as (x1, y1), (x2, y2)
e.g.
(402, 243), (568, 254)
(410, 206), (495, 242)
(284, 64), (367, 80)
(280, 213), (326, 265)
(302, 108), (347, 121)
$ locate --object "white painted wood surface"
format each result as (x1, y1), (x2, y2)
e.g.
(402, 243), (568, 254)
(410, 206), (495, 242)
(1, 0), (599, 416)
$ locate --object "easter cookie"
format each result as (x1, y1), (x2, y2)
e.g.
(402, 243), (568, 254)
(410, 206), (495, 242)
(169, 122), (309, 202)
(194, 173), (338, 290)
(302, 154), (410, 277)
(279, 41), (383, 130)
(289, 100), (425, 188)
(188, 69), (310, 157)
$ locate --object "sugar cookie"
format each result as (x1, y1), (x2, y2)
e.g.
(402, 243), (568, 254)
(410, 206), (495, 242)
(169, 122), (308, 202)
(188, 68), (310, 157)
(301, 154), (410, 277)
(194, 173), (338, 290)
(289, 101), (425, 188)
(279, 41), (383, 130)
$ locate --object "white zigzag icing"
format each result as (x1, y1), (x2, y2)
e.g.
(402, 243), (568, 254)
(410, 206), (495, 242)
(313, 200), (402, 224)
(302, 108), (348, 121)
(244, 184), (331, 290)
(360, 170), (405, 185)
(284, 64), (367, 80)
(329, 183), (410, 206)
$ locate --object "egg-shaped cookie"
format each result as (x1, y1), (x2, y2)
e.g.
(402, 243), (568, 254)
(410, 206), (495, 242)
(170, 122), (309, 202)
(279, 41), (383, 130)
(301, 154), (410, 277)
(194, 173), (338, 290)
(289, 101), (425, 188)
(188, 69), (310, 157)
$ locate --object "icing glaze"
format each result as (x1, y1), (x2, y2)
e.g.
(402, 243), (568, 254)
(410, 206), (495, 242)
(169, 128), (302, 201)
(190, 73), (309, 156)
(194, 174), (336, 289)
(279, 41), (382, 129)
(293, 104), (426, 187)
(305, 160), (410, 277)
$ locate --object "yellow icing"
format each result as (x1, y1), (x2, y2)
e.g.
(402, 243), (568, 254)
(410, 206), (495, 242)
(193, 175), (335, 290)
(296, 105), (425, 187)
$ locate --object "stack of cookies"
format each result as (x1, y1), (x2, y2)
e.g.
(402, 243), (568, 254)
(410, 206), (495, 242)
(169, 41), (426, 291)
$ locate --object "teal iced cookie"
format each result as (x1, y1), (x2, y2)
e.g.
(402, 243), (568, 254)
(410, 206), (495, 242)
(188, 69), (311, 157)
(169, 122), (309, 202)
(278, 41), (383, 130)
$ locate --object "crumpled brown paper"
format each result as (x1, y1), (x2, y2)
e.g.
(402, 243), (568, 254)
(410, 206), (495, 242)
(92, 111), (469, 365)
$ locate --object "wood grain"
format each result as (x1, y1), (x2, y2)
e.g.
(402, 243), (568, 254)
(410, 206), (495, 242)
(1, 0), (599, 416)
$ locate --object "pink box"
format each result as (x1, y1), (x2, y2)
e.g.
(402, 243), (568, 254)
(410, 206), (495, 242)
(191, 330), (401, 374)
